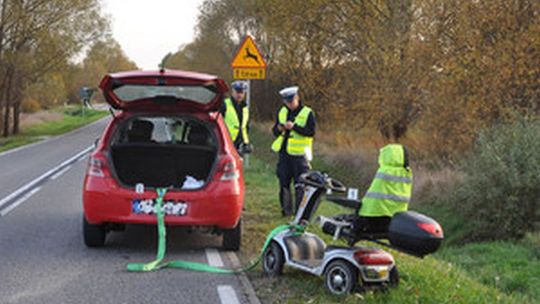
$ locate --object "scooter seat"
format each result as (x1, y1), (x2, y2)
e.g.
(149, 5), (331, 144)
(327, 196), (361, 210)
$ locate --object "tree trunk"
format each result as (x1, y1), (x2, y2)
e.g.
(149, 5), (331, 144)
(2, 68), (13, 137)
(12, 92), (20, 135)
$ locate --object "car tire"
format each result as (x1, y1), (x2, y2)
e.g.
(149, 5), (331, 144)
(324, 260), (358, 295)
(222, 219), (241, 251)
(262, 241), (285, 277)
(83, 216), (106, 247)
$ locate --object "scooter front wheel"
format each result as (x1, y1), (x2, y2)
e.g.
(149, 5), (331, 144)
(324, 260), (358, 295)
(263, 241), (285, 277)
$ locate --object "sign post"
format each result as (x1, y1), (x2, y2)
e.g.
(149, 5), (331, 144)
(231, 36), (267, 166)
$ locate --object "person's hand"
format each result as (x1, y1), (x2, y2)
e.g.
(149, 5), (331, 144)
(284, 121), (294, 130)
(277, 124), (285, 132)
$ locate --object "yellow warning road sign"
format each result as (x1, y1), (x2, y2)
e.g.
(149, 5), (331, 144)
(231, 36), (267, 68)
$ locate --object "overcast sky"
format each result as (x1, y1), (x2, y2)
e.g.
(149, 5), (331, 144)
(102, 0), (205, 70)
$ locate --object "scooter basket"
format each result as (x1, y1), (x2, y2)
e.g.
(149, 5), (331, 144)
(388, 211), (443, 257)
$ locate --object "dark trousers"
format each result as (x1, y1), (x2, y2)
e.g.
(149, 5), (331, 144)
(276, 152), (310, 216)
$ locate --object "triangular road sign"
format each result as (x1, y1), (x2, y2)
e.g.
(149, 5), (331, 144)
(231, 36), (267, 68)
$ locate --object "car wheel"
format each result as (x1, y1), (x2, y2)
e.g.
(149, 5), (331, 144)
(324, 260), (358, 295)
(222, 219), (241, 251)
(83, 216), (106, 247)
(389, 266), (400, 287)
(262, 241), (285, 277)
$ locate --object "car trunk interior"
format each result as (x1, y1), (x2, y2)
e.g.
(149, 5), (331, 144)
(109, 116), (218, 189)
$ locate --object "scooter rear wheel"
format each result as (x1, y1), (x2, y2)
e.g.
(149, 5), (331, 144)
(263, 241), (284, 276)
(324, 260), (358, 295)
(389, 266), (399, 287)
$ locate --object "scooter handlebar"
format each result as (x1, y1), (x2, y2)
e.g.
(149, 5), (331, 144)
(326, 177), (347, 193)
(299, 171), (347, 193)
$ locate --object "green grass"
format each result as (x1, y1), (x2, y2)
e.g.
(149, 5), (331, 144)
(239, 127), (534, 303)
(0, 106), (108, 153)
(437, 236), (540, 303)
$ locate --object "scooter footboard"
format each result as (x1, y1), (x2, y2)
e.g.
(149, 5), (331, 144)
(388, 211), (444, 257)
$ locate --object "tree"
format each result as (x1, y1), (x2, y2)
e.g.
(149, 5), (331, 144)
(0, 0), (108, 136)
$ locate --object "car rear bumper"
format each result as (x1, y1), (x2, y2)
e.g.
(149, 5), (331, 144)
(83, 176), (243, 229)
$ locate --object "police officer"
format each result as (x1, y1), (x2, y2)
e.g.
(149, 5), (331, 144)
(271, 86), (316, 216)
(221, 81), (251, 154)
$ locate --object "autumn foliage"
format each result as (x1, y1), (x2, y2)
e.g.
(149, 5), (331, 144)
(0, 0), (137, 137)
(165, 0), (539, 159)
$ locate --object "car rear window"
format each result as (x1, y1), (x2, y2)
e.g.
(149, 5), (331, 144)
(111, 116), (216, 147)
(112, 84), (217, 104)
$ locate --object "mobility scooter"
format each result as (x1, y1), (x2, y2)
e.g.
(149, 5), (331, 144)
(262, 171), (443, 295)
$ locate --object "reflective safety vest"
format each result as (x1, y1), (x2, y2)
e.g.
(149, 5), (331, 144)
(223, 97), (249, 144)
(271, 106), (313, 158)
(359, 144), (413, 217)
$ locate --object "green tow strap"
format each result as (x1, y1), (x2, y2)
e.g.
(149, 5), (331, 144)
(127, 188), (303, 273)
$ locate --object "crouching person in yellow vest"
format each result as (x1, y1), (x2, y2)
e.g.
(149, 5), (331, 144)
(354, 144), (412, 236)
(271, 86), (316, 216)
(221, 81), (252, 155)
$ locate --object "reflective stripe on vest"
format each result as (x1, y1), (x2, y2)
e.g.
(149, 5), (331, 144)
(271, 106), (313, 156)
(223, 98), (249, 144)
(374, 172), (412, 183)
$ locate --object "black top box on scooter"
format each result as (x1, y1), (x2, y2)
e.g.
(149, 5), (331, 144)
(388, 211), (443, 257)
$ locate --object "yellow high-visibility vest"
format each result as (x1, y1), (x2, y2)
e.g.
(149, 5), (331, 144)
(360, 144), (413, 217)
(223, 97), (249, 144)
(271, 106), (313, 157)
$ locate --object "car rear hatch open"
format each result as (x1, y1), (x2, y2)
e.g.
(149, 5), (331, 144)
(99, 70), (228, 112)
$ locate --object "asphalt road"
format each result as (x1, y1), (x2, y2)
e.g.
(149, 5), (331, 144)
(0, 118), (255, 304)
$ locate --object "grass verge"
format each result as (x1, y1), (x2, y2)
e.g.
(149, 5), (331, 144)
(240, 127), (533, 303)
(0, 106), (108, 153)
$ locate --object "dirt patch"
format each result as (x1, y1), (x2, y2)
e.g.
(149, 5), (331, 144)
(20, 111), (63, 128)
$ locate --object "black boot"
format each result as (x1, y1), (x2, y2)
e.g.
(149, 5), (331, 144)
(279, 187), (293, 216)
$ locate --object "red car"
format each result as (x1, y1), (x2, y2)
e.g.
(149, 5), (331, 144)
(82, 69), (244, 250)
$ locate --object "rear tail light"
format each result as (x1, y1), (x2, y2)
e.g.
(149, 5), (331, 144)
(417, 222), (444, 238)
(87, 154), (108, 177)
(218, 156), (240, 181)
(354, 248), (394, 265)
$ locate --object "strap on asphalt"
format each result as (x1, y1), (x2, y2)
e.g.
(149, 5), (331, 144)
(127, 188), (303, 273)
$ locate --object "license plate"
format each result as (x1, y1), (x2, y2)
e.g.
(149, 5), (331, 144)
(132, 199), (188, 216)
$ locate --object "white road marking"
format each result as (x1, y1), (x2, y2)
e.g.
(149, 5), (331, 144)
(206, 248), (224, 267)
(0, 187), (41, 216)
(217, 285), (240, 304)
(0, 117), (106, 158)
(0, 140), (45, 158)
(50, 165), (72, 180)
(226, 251), (262, 304)
(0, 145), (93, 215)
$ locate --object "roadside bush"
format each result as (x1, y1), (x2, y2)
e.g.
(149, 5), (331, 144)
(451, 119), (540, 241)
(22, 98), (41, 113)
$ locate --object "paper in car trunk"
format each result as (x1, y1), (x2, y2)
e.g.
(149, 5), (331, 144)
(110, 144), (216, 188)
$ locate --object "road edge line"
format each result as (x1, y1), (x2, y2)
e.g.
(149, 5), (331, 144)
(225, 251), (261, 304)
(206, 248), (225, 267)
(217, 285), (241, 304)
(0, 116), (107, 158)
